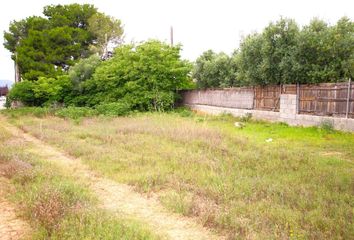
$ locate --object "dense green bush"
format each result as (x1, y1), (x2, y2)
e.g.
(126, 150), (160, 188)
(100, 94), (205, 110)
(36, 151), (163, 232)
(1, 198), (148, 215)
(8, 76), (73, 106)
(68, 55), (101, 91)
(95, 102), (131, 116)
(7, 81), (37, 105)
(192, 50), (238, 88)
(81, 40), (194, 111)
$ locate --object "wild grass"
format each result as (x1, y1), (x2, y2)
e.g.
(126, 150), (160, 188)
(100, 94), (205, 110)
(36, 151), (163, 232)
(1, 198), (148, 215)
(0, 124), (161, 240)
(3, 108), (354, 239)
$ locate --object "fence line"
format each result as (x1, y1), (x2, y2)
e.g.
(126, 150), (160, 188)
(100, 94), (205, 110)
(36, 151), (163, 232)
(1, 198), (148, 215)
(182, 81), (354, 119)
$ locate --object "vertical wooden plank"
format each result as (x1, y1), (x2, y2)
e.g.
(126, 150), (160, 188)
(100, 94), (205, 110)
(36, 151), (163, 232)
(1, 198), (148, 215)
(346, 78), (352, 118)
(296, 83), (300, 114)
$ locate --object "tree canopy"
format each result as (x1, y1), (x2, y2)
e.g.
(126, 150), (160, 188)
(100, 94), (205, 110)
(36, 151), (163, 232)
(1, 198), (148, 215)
(192, 50), (238, 89)
(194, 17), (354, 88)
(4, 3), (124, 81)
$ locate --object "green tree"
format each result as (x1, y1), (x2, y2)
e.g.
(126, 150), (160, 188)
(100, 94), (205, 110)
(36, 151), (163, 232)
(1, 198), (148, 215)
(43, 4), (97, 29)
(331, 17), (354, 79)
(193, 50), (237, 88)
(260, 18), (300, 84)
(295, 17), (354, 83)
(237, 17), (353, 85)
(88, 13), (124, 56)
(68, 55), (101, 91)
(82, 40), (193, 111)
(236, 33), (264, 86)
(3, 4), (121, 81)
(295, 18), (335, 83)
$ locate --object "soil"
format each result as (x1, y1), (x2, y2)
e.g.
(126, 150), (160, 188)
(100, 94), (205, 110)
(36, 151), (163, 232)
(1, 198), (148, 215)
(0, 178), (31, 240)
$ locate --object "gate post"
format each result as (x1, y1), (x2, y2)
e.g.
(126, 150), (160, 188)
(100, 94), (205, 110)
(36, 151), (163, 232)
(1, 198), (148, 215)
(296, 83), (300, 114)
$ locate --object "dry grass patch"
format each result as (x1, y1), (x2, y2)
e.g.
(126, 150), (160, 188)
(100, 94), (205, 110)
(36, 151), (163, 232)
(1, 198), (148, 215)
(0, 122), (161, 240)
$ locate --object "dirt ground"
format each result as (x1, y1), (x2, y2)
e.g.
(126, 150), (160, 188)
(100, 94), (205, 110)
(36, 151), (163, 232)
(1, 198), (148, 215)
(0, 178), (31, 240)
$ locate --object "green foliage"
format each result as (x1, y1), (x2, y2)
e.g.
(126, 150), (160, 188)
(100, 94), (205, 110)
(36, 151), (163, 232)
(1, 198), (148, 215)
(319, 119), (335, 132)
(4, 4), (122, 81)
(173, 107), (195, 117)
(237, 18), (300, 86)
(82, 40), (193, 111)
(68, 55), (101, 91)
(55, 107), (98, 119)
(7, 81), (36, 105)
(296, 17), (354, 83)
(195, 17), (354, 88)
(239, 112), (253, 122)
(95, 102), (131, 116)
(8, 76), (73, 106)
(1, 107), (54, 118)
(88, 13), (124, 55)
(193, 50), (238, 88)
(238, 17), (354, 85)
(262, 18), (300, 84)
(43, 4), (97, 29)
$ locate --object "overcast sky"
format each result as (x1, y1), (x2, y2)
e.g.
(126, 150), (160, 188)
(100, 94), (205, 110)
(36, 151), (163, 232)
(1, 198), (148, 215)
(0, 0), (353, 81)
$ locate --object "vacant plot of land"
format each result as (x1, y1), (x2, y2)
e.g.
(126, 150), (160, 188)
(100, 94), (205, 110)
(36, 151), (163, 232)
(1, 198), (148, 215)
(0, 122), (162, 240)
(2, 109), (354, 239)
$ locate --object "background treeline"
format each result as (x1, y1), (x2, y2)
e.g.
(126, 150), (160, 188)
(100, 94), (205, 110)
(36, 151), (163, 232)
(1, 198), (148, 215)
(193, 17), (354, 88)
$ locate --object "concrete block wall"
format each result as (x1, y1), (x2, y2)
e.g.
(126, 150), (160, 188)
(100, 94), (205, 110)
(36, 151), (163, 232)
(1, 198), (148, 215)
(185, 94), (354, 132)
(182, 89), (254, 109)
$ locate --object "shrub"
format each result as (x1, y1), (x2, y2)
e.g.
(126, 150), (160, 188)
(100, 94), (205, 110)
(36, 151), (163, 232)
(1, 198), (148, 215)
(32, 187), (67, 231)
(240, 113), (253, 122)
(319, 119), (334, 132)
(55, 107), (98, 119)
(174, 107), (195, 117)
(7, 81), (37, 106)
(8, 76), (73, 107)
(95, 102), (131, 116)
(0, 159), (33, 179)
(82, 40), (193, 111)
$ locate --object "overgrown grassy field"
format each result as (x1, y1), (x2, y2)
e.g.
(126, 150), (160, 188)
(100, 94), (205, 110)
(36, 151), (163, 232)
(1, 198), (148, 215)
(0, 123), (160, 240)
(2, 108), (354, 239)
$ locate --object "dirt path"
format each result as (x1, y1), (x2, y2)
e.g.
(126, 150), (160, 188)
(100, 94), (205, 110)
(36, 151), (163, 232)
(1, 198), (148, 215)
(2, 121), (224, 240)
(0, 178), (31, 240)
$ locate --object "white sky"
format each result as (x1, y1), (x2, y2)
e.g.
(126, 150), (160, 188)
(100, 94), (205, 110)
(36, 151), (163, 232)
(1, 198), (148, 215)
(0, 0), (353, 81)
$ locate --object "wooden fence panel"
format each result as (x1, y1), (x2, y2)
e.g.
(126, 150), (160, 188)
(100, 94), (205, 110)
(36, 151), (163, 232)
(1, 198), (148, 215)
(254, 85), (280, 111)
(298, 82), (353, 118)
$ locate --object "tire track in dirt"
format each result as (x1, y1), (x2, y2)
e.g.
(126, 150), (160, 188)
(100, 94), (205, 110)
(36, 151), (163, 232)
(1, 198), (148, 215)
(2, 120), (224, 240)
(0, 178), (31, 240)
